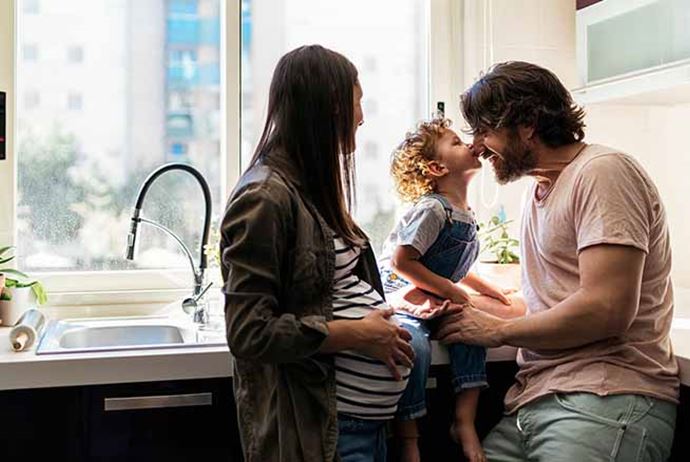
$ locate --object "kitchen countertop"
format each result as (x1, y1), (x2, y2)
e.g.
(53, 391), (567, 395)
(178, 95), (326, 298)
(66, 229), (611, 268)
(1, 289), (689, 391)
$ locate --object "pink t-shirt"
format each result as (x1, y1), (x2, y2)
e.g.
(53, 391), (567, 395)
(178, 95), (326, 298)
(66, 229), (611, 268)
(505, 144), (680, 413)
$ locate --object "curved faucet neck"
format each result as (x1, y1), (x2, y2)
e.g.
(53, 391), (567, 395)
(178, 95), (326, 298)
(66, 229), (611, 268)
(131, 163), (213, 291)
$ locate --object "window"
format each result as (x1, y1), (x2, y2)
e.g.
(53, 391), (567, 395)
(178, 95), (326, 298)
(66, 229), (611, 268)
(241, 0), (430, 253)
(1, 0), (449, 298)
(23, 90), (40, 109)
(22, 0), (39, 15)
(67, 92), (82, 111)
(66, 46), (83, 64)
(15, 0), (222, 274)
(22, 44), (38, 61)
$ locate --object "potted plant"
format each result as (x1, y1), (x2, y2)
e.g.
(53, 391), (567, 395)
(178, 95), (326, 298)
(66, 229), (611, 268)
(477, 213), (521, 290)
(0, 246), (48, 326)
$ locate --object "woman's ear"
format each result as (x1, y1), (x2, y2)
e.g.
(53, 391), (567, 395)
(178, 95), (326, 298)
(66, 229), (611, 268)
(427, 160), (448, 177)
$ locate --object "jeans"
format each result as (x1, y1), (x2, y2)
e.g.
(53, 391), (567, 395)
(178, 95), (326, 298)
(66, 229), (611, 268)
(395, 314), (487, 420)
(483, 393), (677, 461)
(337, 414), (388, 462)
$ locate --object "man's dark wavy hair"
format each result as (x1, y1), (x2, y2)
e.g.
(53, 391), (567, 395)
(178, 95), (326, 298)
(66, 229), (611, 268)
(461, 61), (586, 148)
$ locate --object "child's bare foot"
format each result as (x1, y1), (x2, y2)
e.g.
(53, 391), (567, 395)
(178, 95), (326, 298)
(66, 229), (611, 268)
(399, 437), (421, 462)
(451, 422), (486, 462)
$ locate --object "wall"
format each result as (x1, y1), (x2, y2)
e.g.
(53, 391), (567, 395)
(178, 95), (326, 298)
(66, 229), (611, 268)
(459, 0), (689, 290)
(460, 0), (577, 242)
(586, 102), (690, 288)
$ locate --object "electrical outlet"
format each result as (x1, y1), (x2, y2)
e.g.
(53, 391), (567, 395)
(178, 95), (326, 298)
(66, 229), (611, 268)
(436, 101), (445, 119)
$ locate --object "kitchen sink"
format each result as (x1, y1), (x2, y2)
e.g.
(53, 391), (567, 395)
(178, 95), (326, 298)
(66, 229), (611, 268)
(59, 325), (184, 349)
(36, 315), (226, 355)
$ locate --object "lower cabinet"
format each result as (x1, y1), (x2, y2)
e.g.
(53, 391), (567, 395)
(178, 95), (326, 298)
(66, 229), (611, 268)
(386, 361), (519, 461)
(0, 377), (243, 462)
(389, 362), (690, 461)
(671, 384), (690, 461)
(2, 369), (688, 461)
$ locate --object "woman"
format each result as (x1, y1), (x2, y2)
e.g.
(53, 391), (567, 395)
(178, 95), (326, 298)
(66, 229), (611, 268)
(220, 45), (416, 462)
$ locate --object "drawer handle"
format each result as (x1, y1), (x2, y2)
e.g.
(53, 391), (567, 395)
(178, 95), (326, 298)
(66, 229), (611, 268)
(104, 392), (213, 411)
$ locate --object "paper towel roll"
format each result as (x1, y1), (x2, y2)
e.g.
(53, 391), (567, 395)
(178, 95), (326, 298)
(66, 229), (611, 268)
(9, 309), (46, 351)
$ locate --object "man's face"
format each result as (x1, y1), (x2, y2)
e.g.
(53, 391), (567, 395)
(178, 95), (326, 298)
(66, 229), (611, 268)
(473, 127), (537, 184)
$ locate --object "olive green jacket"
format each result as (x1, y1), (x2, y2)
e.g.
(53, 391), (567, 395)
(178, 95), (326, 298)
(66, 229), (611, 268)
(220, 162), (384, 462)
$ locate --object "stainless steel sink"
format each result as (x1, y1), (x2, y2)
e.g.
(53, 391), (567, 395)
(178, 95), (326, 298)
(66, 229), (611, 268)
(36, 316), (226, 355)
(59, 325), (184, 349)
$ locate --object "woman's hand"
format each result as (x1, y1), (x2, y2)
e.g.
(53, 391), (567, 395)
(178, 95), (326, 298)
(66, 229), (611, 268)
(357, 308), (415, 380)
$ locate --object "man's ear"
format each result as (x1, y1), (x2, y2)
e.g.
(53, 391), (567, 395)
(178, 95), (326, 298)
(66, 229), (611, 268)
(427, 160), (448, 177)
(518, 125), (535, 143)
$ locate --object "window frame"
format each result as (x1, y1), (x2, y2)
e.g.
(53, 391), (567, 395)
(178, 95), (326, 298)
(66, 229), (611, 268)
(0, 0), (459, 306)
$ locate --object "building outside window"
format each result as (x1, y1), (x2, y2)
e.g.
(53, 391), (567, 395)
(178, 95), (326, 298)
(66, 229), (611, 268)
(66, 45), (84, 64)
(22, 43), (38, 61)
(16, 0), (221, 272)
(67, 92), (82, 111)
(9, 0), (433, 292)
(241, 0), (429, 253)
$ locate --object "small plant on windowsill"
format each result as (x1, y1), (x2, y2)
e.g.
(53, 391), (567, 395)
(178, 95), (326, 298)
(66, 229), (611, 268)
(203, 220), (222, 284)
(478, 215), (520, 264)
(477, 211), (521, 289)
(0, 247), (48, 325)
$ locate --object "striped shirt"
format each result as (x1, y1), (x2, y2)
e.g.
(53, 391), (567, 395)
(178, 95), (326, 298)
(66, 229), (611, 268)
(333, 237), (410, 420)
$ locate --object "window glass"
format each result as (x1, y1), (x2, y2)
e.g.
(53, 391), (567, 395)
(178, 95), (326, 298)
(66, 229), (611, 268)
(241, 0), (429, 253)
(16, 0), (222, 272)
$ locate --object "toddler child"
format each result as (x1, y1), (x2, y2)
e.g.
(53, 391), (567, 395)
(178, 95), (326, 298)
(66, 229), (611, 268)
(379, 118), (514, 462)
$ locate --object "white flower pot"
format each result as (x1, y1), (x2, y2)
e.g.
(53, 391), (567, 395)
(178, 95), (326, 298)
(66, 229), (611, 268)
(0, 286), (37, 326)
(476, 262), (522, 291)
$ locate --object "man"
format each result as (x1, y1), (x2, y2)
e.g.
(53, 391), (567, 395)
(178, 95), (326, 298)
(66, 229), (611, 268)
(437, 61), (679, 460)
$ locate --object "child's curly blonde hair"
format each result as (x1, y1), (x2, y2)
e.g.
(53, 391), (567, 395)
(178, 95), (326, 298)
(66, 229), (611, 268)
(391, 117), (451, 203)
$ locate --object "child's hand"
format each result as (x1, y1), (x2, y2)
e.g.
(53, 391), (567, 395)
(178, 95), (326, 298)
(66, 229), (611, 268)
(481, 285), (516, 306)
(409, 300), (451, 320)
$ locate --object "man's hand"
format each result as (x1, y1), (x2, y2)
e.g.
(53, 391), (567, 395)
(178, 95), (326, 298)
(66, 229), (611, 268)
(436, 305), (509, 348)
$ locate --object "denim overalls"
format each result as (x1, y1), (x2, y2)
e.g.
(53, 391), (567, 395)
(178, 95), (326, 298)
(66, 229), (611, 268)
(386, 194), (488, 420)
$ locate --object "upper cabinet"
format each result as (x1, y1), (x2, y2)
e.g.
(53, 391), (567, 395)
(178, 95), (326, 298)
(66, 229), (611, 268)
(572, 0), (690, 105)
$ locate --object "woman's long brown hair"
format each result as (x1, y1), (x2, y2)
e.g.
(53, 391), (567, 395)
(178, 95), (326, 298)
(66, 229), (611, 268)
(249, 45), (366, 248)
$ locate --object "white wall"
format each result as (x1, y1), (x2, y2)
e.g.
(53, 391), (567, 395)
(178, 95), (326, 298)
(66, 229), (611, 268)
(585, 103), (690, 288)
(460, 0), (577, 242)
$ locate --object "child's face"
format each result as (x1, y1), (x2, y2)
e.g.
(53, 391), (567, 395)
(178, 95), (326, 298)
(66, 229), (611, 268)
(434, 129), (482, 177)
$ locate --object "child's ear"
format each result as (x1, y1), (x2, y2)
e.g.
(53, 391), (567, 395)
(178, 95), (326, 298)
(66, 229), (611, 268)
(427, 160), (448, 177)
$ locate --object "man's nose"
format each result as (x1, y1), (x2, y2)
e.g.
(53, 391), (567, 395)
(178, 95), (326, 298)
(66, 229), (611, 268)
(472, 135), (486, 155)
(472, 133), (485, 146)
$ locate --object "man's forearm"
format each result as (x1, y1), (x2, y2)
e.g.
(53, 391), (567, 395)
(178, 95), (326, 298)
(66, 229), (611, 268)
(498, 289), (625, 350)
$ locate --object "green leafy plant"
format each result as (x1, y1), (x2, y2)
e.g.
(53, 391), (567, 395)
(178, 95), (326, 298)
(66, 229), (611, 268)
(0, 246), (48, 305)
(203, 226), (221, 270)
(478, 215), (520, 264)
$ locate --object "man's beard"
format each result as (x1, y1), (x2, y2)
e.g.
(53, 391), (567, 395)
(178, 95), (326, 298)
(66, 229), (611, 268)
(489, 131), (537, 184)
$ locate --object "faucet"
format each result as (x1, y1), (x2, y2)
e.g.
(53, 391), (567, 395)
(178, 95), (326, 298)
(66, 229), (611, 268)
(125, 163), (213, 324)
